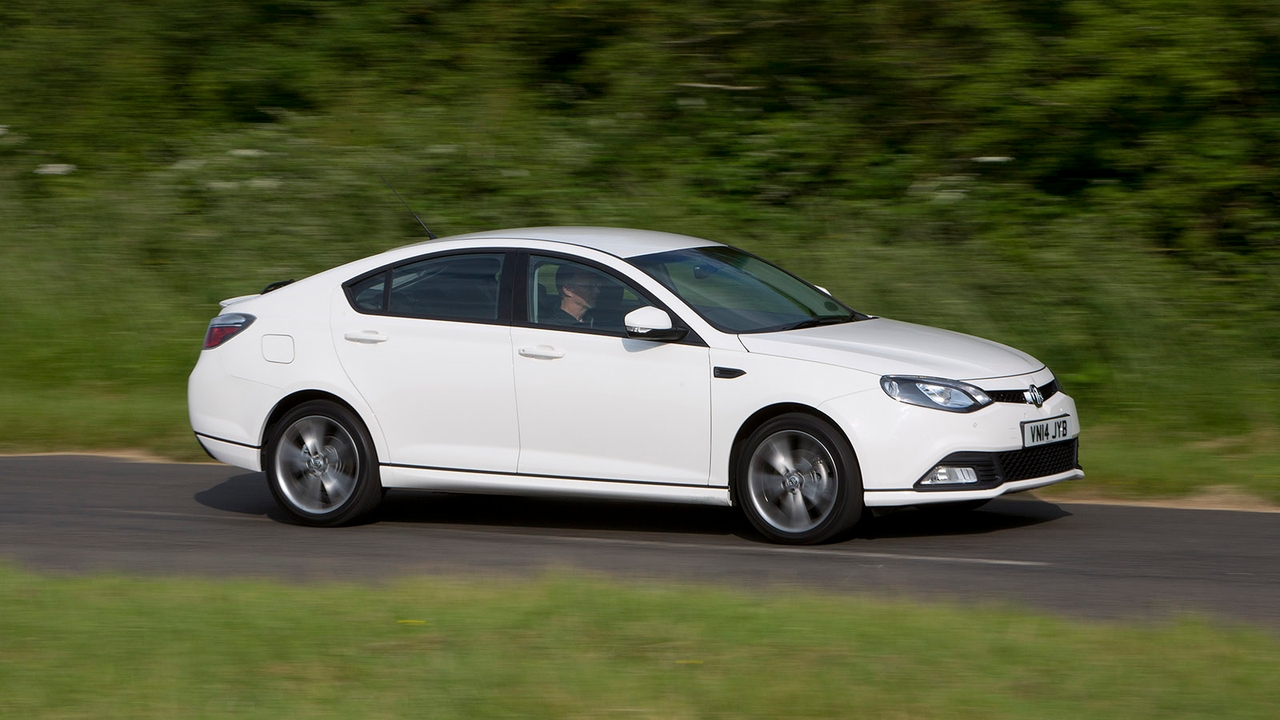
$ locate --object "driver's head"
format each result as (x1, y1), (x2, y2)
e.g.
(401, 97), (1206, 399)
(556, 264), (601, 311)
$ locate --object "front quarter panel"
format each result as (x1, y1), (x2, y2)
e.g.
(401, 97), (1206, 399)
(709, 348), (880, 488)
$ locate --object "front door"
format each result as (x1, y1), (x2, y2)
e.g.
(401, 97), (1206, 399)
(511, 254), (711, 485)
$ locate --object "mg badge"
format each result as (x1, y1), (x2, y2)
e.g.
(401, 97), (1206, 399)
(1025, 384), (1045, 407)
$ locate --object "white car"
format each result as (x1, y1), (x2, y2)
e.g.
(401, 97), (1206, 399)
(189, 227), (1082, 544)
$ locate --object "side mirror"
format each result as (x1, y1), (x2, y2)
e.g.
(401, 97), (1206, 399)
(624, 306), (688, 342)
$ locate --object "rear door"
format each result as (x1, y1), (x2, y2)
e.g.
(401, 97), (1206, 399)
(332, 250), (520, 472)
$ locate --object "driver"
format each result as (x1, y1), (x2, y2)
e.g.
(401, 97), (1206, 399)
(546, 264), (600, 326)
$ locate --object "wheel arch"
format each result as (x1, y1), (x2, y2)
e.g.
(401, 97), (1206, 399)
(259, 390), (377, 467)
(728, 403), (858, 502)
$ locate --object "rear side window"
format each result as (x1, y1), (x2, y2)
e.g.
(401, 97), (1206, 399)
(346, 252), (508, 322)
(388, 253), (506, 321)
(348, 273), (387, 313)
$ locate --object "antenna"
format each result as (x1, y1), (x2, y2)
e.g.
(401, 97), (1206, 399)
(379, 175), (437, 239)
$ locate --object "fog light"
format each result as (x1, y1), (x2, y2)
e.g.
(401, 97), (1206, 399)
(918, 466), (980, 486)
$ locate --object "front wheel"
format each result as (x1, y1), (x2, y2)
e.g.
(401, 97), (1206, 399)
(736, 413), (863, 544)
(265, 400), (383, 526)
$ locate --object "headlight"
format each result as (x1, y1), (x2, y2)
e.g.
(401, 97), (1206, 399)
(880, 376), (993, 413)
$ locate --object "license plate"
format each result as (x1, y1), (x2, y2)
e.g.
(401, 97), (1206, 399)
(1022, 415), (1071, 448)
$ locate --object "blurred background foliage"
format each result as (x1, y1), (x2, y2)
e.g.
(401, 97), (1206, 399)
(0, 1), (1277, 492)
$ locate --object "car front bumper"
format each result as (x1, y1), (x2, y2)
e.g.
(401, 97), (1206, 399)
(819, 367), (1084, 505)
(863, 468), (1084, 507)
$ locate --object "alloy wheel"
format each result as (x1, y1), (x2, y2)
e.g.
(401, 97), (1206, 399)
(745, 429), (839, 534)
(274, 415), (361, 514)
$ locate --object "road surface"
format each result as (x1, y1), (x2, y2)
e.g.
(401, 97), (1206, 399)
(2, 455), (1277, 625)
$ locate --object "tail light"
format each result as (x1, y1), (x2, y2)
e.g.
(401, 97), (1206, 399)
(203, 313), (256, 349)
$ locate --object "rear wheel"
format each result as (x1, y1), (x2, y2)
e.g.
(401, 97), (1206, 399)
(736, 413), (863, 544)
(265, 400), (383, 526)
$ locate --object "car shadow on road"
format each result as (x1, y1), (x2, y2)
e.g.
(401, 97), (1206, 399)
(194, 473), (1070, 542)
(379, 491), (744, 538)
(193, 472), (290, 522)
(855, 497), (1072, 539)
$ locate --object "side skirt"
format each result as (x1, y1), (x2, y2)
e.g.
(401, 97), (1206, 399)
(380, 465), (733, 507)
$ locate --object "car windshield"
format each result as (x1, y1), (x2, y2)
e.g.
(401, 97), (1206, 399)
(629, 246), (863, 334)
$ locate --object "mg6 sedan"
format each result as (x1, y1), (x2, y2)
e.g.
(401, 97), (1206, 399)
(189, 227), (1082, 544)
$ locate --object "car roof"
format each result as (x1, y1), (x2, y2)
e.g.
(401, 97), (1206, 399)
(408, 226), (723, 259)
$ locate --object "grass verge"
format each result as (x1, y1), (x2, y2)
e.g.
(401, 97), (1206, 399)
(0, 386), (198, 462)
(4, 395), (1277, 506)
(1, 566), (1277, 718)
(1044, 426), (1280, 506)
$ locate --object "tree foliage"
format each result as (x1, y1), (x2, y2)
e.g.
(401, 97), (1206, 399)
(4, 1), (1279, 263)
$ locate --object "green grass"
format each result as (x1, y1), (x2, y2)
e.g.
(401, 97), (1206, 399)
(1, 565), (1278, 718)
(0, 386), (195, 460)
(1047, 427), (1280, 504)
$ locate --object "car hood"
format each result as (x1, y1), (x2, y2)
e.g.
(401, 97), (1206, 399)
(738, 318), (1044, 381)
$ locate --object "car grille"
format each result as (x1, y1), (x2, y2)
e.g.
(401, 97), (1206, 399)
(917, 438), (1080, 490)
(998, 438), (1079, 482)
(987, 379), (1060, 404)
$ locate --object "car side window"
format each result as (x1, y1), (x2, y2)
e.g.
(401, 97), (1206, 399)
(386, 252), (506, 319)
(378, 253), (505, 322)
(527, 256), (646, 335)
(348, 273), (386, 313)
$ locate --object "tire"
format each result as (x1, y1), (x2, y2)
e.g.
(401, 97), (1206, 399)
(735, 413), (863, 544)
(264, 400), (383, 526)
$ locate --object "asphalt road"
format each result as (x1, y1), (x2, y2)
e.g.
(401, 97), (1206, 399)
(2, 455), (1277, 626)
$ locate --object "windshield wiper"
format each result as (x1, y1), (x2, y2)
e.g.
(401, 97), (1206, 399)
(777, 316), (854, 331)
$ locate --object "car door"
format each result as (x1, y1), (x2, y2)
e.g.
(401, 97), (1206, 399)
(332, 250), (520, 472)
(510, 252), (712, 485)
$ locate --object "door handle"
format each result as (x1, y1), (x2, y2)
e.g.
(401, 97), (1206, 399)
(518, 345), (566, 360)
(344, 331), (389, 344)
